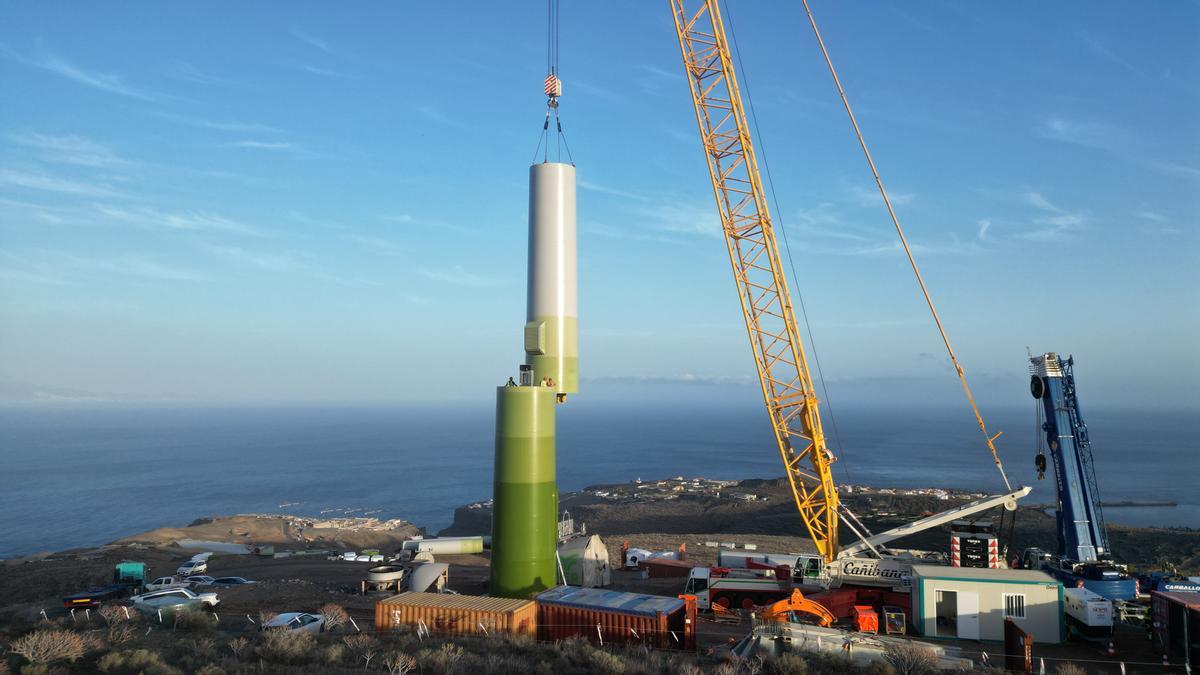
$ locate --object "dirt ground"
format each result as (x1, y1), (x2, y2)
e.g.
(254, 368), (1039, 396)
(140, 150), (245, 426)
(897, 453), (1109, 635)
(0, 538), (1174, 673)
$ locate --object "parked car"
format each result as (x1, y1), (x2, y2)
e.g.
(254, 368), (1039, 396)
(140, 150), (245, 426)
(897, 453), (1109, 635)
(131, 587), (219, 610)
(211, 577), (256, 586)
(262, 612), (325, 634)
(340, 551), (358, 561)
(136, 595), (204, 617)
(145, 576), (190, 592)
(183, 575), (216, 587)
(62, 584), (128, 609)
(176, 559), (208, 575)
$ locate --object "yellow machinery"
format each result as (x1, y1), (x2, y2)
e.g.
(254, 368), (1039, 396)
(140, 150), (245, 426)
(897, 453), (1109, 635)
(668, 0), (840, 563)
(668, 1), (1016, 568)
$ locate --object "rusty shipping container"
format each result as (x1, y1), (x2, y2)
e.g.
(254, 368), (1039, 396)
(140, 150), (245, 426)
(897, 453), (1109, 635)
(536, 586), (696, 650)
(375, 592), (536, 637)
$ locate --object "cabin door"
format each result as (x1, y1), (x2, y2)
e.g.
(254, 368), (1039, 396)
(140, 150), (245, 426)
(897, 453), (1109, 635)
(956, 590), (980, 639)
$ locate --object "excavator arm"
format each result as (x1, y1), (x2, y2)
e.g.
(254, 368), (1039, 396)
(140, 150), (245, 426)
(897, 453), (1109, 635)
(758, 589), (836, 627)
(669, 0), (840, 561)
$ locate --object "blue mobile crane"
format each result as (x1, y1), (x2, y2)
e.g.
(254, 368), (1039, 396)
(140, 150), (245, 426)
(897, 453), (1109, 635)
(1021, 352), (1137, 601)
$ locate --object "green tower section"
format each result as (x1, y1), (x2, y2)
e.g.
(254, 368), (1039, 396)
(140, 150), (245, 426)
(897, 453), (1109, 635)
(524, 315), (579, 394)
(490, 384), (558, 598)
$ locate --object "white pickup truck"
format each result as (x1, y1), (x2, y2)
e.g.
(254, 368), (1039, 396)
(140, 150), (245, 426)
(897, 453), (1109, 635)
(145, 576), (191, 592)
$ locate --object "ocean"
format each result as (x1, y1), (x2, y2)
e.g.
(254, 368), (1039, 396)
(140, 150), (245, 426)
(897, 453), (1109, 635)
(0, 402), (1195, 559)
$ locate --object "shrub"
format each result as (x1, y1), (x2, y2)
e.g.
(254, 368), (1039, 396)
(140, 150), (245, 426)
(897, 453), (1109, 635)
(227, 636), (249, 659)
(257, 610), (278, 626)
(189, 638), (216, 659)
(258, 628), (315, 664)
(10, 629), (88, 665)
(319, 603), (350, 633)
(416, 643), (471, 674)
(98, 605), (134, 626)
(1055, 665), (1086, 675)
(343, 634), (378, 668)
(96, 649), (183, 675)
(883, 642), (938, 675)
(711, 662), (741, 675)
(322, 643), (346, 665)
(587, 649), (626, 675)
(383, 651), (417, 675)
(107, 622), (137, 646)
(195, 665), (225, 675)
(763, 653), (808, 675)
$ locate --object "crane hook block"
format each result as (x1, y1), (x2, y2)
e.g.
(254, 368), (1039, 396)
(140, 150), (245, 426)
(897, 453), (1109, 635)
(544, 73), (563, 99)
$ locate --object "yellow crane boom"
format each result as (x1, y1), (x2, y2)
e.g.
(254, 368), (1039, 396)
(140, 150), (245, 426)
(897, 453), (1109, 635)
(669, 0), (840, 562)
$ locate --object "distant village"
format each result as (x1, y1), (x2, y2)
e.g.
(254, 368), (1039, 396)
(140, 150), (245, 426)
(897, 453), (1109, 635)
(457, 476), (989, 512)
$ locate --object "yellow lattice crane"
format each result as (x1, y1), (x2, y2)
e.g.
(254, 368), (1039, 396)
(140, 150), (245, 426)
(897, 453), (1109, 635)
(668, 0), (841, 562)
(668, 1), (1023, 571)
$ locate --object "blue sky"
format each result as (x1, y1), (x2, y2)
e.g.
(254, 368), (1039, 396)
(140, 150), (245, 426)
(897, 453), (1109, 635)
(0, 2), (1197, 407)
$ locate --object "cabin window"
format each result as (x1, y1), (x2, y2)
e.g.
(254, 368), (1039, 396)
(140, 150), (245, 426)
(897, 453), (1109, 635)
(1003, 593), (1026, 619)
(686, 578), (707, 594)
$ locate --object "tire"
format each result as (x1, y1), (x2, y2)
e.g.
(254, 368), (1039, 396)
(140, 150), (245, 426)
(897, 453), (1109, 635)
(712, 595), (731, 610)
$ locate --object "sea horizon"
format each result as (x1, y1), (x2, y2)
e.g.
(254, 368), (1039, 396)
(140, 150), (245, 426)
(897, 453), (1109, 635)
(2, 401), (1196, 559)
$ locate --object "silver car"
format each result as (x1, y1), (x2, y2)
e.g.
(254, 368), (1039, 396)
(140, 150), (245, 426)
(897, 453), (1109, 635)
(262, 612), (325, 634)
(131, 587), (219, 610)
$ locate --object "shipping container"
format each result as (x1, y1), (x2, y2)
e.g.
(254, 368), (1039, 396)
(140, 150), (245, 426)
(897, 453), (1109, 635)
(375, 592), (536, 637)
(1152, 591), (1200, 665)
(643, 558), (695, 579)
(536, 586), (696, 650)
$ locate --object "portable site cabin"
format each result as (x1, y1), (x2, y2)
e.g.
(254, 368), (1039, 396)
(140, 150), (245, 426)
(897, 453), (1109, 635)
(558, 535), (610, 588)
(910, 564), (1063, 644)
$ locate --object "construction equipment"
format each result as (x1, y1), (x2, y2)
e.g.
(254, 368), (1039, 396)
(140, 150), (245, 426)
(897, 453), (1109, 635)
(1024, 352), (1136, 601)
(757, 589), (835, 627)
(668, 0), (1028, 588)
(669, 0), (840, 565)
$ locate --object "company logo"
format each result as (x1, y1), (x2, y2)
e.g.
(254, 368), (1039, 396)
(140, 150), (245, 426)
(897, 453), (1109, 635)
(841, 560), (905, 581)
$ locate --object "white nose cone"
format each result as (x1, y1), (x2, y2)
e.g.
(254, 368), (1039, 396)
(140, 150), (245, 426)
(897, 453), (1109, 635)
(525, 162), (578, 395)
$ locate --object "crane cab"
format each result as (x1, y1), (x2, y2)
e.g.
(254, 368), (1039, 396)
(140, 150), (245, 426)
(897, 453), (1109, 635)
(794, 554), (825, 583)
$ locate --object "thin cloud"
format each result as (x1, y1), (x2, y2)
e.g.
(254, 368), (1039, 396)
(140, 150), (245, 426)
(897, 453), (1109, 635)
(977, 219), (991, 240)
(151, 111), (283, 134)
(1024, 191), (1062, 213)
(848, 184), (916, 208)
(344, 234), (405, 255)
(301, 63), (349, 78)
(93, 203), (265, 236)
(206, 244), (295, 271)
(578, 179), (648, 202)
(1018, 192), (1087, 241)
(1135, 211), (1167, 223)
(167, 61), (241, 87)
(292, 28), (336, 55)
(0, 167), (124, 198)
(418, 265), (498, 287)
(1039, 117), (1126, 152)
(7, 47), (157, 101)
(1145, 160), (1200, 181)
(2, 250), (206, 283)
(93, 255), (208, 282)
(226, 140), (295, 151)
(6, 131), (135, 169)
(639, 201), (722, 238)
(1078, 31), (1141, 76)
